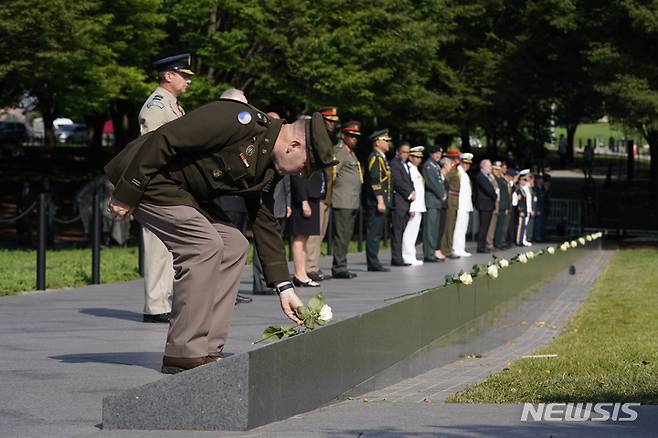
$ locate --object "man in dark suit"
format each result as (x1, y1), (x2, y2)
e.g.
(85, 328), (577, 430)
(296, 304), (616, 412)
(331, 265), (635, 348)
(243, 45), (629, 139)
(474, 159), (498, 253)
(389, 142), (415, 266)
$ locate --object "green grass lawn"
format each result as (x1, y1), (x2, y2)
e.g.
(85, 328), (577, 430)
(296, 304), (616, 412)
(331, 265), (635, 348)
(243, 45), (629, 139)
(0, 240), (362, 296)
(447, 248), (658, 404)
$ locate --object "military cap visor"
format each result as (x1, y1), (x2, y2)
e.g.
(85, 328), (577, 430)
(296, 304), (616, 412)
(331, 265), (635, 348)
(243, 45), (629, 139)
(318, 107), (339, 122)
(342, 121), (362, 135)
(369, 128), (391, 142)
(154, 53), (195, 75)
(305, 112), (339, 175)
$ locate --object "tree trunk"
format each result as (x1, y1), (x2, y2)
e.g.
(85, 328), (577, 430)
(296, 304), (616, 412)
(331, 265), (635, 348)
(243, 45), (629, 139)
(460, 129), (470, 153)
(646, 130), (658, 197)
(84, 112), (106, 170)
(566, 123), (577, 163)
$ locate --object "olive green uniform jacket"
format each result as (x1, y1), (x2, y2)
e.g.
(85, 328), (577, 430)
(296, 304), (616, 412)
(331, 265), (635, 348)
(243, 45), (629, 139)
(105, 100), (289, 285)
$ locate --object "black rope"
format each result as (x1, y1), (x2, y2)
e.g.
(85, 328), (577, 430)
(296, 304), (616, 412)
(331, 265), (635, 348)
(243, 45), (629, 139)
(0, 201), (37, 224)
(52, 215), (82, 225)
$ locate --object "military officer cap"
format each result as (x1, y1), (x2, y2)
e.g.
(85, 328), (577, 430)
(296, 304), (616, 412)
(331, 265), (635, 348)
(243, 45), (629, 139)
(318, 107), (340, 122)
(507, 168), (519, 177)
(369, 128), (392, 142)
(341, 121), (362, 136)
(460, 152), (474, 164)
(426, 144), (442, 154)
(519, 168), (530, 177)
(410, 146), (424, 157)
(154, 53), (195, 75)
(306, 112), (340, 174)
(492, 160), (502, 169)
(444, 146), (461, 158)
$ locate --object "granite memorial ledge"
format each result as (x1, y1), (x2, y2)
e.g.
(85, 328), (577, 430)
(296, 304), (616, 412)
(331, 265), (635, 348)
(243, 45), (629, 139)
(103, 243), (596, 431)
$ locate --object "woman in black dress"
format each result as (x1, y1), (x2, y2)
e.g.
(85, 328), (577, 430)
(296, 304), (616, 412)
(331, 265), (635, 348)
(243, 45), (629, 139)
(289, 172), (326, 287)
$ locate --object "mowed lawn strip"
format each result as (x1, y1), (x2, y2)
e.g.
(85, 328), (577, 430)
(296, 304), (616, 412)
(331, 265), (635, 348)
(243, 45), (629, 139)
(0, 241), (361, 296)
(447, 248), (658, 404)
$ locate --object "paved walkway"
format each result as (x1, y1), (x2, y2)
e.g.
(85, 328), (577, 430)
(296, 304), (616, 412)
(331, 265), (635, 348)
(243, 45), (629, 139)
(2, 244), (644, 438)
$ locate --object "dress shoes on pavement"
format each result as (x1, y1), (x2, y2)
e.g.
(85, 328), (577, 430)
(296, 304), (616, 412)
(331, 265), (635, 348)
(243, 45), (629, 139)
(292, 276), (321, 287)
(307, 270), (328, 282)
(476, 249), (491, 254)
(391, 261), (412, 267)
(235, 293), (253, 304)
(447, 254), (461, 260)
(143, 313), (171, 323)
(367, 265), (390, 272)
(161, 355), (219, 374)
(332, 271), (358, 279)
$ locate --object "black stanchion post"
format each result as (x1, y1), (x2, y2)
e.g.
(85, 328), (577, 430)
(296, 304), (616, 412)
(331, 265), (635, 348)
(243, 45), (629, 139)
(357, 206), (363, 252)
(325, 207), (333, 256)
(138, 223), (145, 276)
(91, 182), (101, 284)
(37, 193), (47, 291)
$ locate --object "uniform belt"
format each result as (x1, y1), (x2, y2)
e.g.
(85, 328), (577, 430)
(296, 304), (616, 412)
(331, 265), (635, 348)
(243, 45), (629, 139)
(448, 190), (459, 197)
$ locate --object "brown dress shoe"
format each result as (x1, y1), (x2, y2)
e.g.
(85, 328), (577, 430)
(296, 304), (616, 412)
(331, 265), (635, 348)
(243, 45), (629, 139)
(161, 355), (218, 374)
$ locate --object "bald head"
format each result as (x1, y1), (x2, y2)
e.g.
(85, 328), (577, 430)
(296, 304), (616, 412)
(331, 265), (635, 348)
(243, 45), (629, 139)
(271, 119), (308, 176)
(480, 159), (492, 174)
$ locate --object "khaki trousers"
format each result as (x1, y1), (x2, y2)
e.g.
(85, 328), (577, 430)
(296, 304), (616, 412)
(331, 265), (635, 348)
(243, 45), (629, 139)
(142, 227), (174, 315)
(134, 202), (248, 358)
(485, 202), (499, 250)
(305, 201), (330, 273)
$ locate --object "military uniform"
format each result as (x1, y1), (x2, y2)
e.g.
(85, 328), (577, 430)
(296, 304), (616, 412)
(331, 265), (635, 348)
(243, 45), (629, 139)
(365, 130), (392, 270)
(494, 174), (512, 248)
(305, 107), (339, 280)
(439, 149), (461, 257)
(139, 88), (185, 318)
(105, 100), (334, 361)
(331, 122), (363, 278)
(421, 150), (446, 260)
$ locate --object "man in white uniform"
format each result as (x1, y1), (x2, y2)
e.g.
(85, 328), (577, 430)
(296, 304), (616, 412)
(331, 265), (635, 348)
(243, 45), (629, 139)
(402, 146), (426, 265)
(452, 152), (473, 257)
(138, 54), (193, 323)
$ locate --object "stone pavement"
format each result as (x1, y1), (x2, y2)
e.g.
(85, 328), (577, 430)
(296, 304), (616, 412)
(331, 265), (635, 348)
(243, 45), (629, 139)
(2, 243), (642, 438)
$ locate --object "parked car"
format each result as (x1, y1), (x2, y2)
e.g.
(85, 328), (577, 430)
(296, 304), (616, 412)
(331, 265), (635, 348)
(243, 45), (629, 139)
(0, 121), (28, 144)
(56, 123), (89, 144)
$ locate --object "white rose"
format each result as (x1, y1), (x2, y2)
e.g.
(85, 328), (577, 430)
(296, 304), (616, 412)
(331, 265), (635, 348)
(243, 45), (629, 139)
(570, 240), (578, 248)
(319, 304), (333, 322)
(487, 264), (499, 279)
(578, 237), (586, 245)
(586, 235), (592, 242)
(459, 272), (473, 285)
(560, 242), (569, 251)
(526, 251), (535, 259)
(547, 246), (555, 254)
(499, 258), (509, 268)
(518, 254), (528, 263)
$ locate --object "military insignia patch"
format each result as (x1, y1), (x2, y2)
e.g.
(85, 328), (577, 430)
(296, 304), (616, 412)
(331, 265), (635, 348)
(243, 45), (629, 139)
(147, 99), (164, 109)
(245, 145), (255, 156)
(237, 111), (252, 125)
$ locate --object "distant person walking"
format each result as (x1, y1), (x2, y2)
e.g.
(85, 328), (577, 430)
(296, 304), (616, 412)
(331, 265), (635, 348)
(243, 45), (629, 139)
(584, 139), (595, 178)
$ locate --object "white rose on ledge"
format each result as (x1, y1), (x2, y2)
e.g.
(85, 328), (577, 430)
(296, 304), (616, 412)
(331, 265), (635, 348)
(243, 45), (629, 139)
(459, 272), (473, 285)
(526, 251), (535, 259)
(570, 240), (578, 248)
(518, 254), (528, 264)
(586, 235), (593, 242)
(547, 246), (555, 254)
(579, 237), (586, 245)
(499, 258), (510, 268)
(560, 242), (569, 251)
(319, 304), (333, 322)
(487, 264), (499, 279)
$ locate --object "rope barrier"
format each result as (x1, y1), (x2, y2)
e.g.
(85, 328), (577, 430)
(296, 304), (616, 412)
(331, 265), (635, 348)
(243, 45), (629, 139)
(52, 214), (82, 225)
(0, 201), (37, 224)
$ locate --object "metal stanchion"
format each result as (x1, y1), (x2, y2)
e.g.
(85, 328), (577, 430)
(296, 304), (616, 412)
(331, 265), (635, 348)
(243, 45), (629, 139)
(37, 193), (47, 291)
(325, 207), (333, 256)
(357, 206), (363, 252)
(91, 182), (101, 284)
(138, 223), (145, 276)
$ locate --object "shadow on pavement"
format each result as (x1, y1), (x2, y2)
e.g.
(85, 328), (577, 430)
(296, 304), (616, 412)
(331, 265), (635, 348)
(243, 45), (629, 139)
(80, 308), (143, 322)
(50, 352), (162, 370)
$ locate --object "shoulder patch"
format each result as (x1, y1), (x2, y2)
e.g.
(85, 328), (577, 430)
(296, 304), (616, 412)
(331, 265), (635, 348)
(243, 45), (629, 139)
(147, 99), (165, 109)
(237, 111), (252, 125)
(152, 95), (163, 100)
